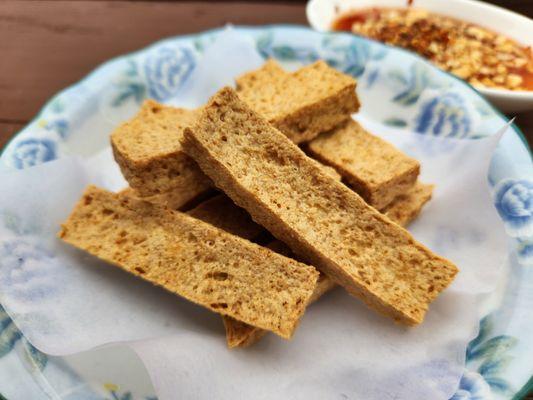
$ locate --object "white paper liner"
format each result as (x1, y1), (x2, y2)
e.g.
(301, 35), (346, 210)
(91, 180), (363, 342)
(0, 28), (510, 400)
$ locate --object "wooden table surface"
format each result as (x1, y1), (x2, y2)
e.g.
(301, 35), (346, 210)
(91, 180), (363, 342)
(1, 0), (533, 150)
(0, 1), (532, 399)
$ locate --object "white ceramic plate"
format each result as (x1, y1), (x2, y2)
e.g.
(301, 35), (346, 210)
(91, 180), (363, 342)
(306, 0), (533, 112)
(0, 26), (532, 400)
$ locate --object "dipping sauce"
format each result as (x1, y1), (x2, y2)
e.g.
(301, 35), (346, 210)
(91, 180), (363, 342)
(333, 8), (533, 91)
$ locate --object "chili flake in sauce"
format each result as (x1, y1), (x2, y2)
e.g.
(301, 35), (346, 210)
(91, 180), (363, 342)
(333, 8), (533, 91)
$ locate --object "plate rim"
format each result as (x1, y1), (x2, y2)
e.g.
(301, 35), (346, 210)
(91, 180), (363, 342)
(0, 24), (531, 400)
(0, 24), (531, 159)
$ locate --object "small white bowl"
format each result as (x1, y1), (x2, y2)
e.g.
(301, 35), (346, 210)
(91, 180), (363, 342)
(306, 0), (533, 113)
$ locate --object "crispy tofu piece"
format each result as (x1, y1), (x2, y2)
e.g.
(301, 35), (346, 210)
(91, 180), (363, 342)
(384, 182), (434, 226)
(58, 186), (319, 339)
(112, 60), (356, 198)
(222, 186), (433, 347)
(182, 87), (458, 326)
(236, 60), (360, 143)
(111, 100), (210, 197)
(119, 178), (212, 211)
(308, 120), (420, 210)
(187, 194), (264, 240)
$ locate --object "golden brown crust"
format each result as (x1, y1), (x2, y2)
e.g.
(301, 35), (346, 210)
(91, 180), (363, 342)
(384, 182), (434, 226)
(186, 177), (432, 347)
(222, 186), (432, 348)
(223, 316), (269, 348)
(182, 87), (458, 326)
(222, 272), (336, 348)
(120, 176), (213, 211)
(187, 195), (264, 240)
(59, 185), (319, 339)
(308, 119), (420, 210)
(186, 195), (340, 348)
(110, 100), (209, 197)
(313, 161), (342, 181)
(236, 60), (360, 144)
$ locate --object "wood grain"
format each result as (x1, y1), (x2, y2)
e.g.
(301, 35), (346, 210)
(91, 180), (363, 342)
(0, 122), (25, 150)
(0, 1), (305, 123)
(0, 1), (531, 148)
(1, 0), (531, 149)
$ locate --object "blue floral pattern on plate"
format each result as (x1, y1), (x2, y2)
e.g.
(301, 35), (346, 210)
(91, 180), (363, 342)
(11, 138), (57, 169)
(257, 32), (319, 63)
(516, 238), (533, 266)
(143, 46), (196, 101)
(464, 315), (518, 397)
(0, 26), (531, 400)
(388, 63), (445, 106)
(112, 60), (147, 107)
(0, 305), (23, 358)
(415, 92), (473, 138)
(494, 179), (533, 238)
(1, 304), (48, 371)
(451, 371), (493, 400)
(321, 35), (386, 77)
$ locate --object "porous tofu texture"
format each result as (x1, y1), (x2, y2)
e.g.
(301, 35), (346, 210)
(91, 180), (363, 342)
(236, 60), (360, 143)
(59, 186), (319, 339)
(219, 184), (433, 347)
(182, 87), (458, 326)
(111, 100), (209, 197)
(308, 119), (420, 210)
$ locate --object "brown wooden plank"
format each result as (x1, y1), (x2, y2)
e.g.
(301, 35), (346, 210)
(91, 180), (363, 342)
(515, 112), (533, 150)
(0, 121), (25, 150)
(483, 0), (533, 18)
(0, 0), (531, 150)
(0, 1), (306, 123)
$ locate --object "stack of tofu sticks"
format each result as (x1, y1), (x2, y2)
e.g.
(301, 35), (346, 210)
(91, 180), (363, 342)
(59, 60), (458, 348)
